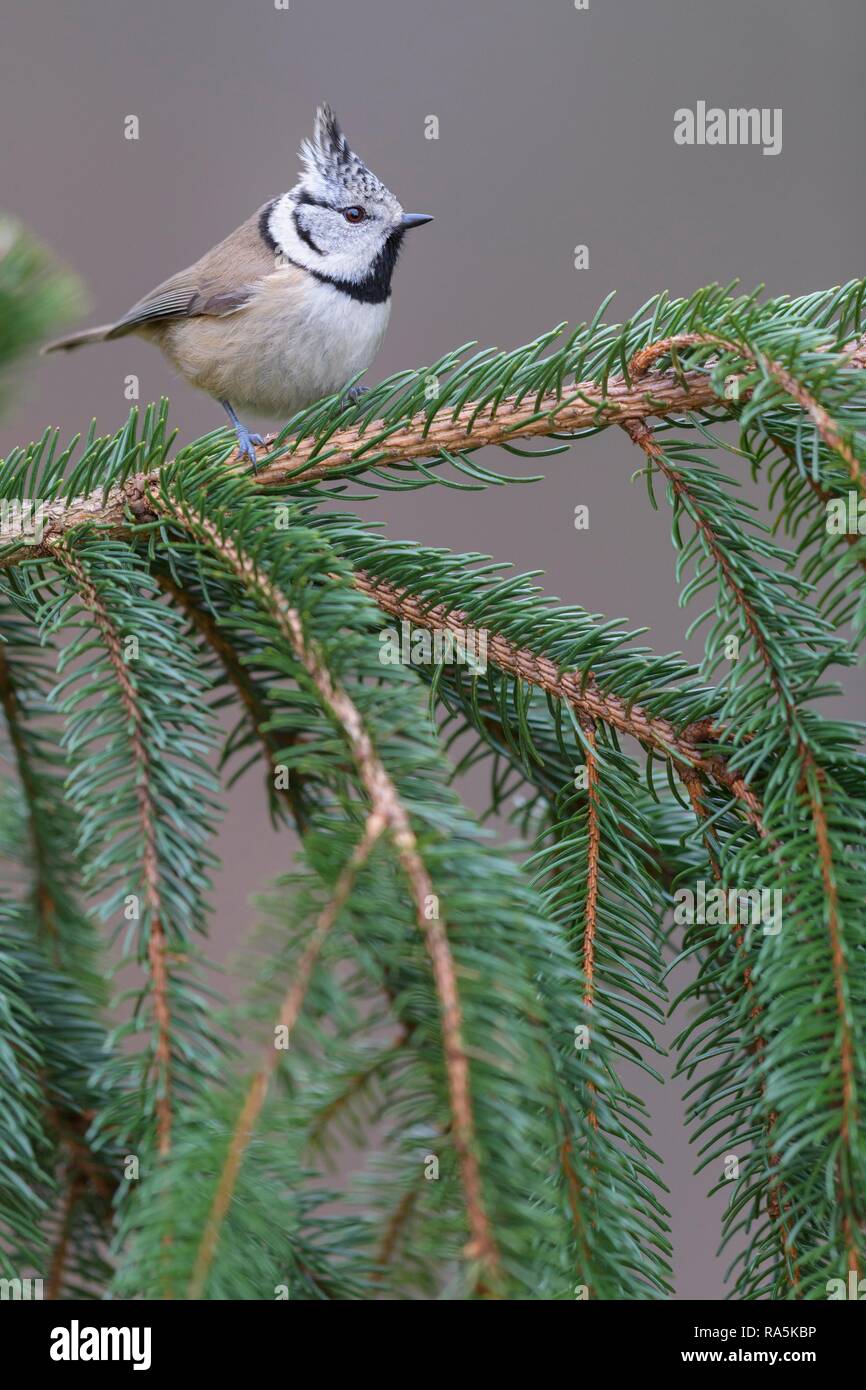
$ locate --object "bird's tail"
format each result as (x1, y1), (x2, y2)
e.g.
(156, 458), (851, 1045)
(41, 324), (115, 354)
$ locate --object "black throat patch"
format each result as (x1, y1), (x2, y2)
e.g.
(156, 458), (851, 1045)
(319, 228), (404, 303)
(302, 228), (405, 305)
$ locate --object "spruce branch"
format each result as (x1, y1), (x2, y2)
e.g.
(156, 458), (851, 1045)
(766, 430), (866, 572)
(154, 491), (501, 1285)
(352, 569), (764, 828)
(628, 328), (866, 494)
(0, 600), (119, 1294)
(17, 535), (223, 1185)
(0, 298), (862, 568)
(2, 279), (864, 1299)
(96, 463), (621, 1296)
(0, 918), (55, 1273)
(0, 360), (782, 567)
(0, 597), (104, 976)
(307, 1033), (408, 1152)
(762, 353), (865, 497)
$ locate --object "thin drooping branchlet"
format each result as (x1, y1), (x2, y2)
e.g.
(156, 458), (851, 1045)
(617, 401), (864, 1293)
(50, 541), (174, 1156)
(186, 813), (385, 1299)
(0, 598), (117, 1296)
(11, 538), (224, 1180)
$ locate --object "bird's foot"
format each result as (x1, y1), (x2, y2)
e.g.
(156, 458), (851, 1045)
(234, 425), (265, 472)
(220, 399), (266, 473)
(342, 384), (370, 408)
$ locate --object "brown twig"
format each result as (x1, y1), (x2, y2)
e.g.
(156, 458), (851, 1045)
(627, 330), (866, 496)
(375, 1186), (420, 1272)
(681, 768), (722, 883)
(579, 720), (600, 1132)
(580, 722), (601, 1012)
(45, 1169), (85, 1300)
(765, 356), (865, 497)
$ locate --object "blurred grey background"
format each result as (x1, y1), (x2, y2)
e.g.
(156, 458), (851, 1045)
(2, 0), (863, 1298)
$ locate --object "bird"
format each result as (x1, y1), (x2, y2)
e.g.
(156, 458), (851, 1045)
(43, 104), (433, 464)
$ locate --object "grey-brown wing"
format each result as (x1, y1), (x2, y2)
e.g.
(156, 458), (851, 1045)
(105, 206), (275, 338)
(104, 278), (255, 339)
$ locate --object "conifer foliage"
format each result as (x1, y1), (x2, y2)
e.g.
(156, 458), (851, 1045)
(1, 232), (864, 1299)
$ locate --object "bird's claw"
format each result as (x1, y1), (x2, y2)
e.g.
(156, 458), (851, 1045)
(235, 428), (265, 472)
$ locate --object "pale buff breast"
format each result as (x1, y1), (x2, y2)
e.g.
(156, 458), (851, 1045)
(158, 268), (391, 419)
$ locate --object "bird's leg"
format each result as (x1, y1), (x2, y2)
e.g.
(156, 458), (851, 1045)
(342, 384), (370, 408)
(220, 400), (265, 472)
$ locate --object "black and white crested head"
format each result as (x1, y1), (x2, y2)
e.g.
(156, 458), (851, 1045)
(263, 104), (432, 303)
(297, 104), (388, 207)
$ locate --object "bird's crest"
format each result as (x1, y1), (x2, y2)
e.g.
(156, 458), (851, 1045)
(296, 104), (387, 203)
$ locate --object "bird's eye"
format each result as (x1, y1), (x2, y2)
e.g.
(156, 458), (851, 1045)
(342, 206), (367, 223)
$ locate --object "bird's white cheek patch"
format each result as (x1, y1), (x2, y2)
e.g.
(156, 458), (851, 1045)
(268, 194), (388, 285)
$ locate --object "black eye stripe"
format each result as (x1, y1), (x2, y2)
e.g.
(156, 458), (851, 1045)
(294, 194), (369, 225)
(291, 206), (324, 256)
(293, 193), (333, 211)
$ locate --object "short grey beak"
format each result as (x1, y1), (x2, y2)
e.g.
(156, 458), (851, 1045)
(401, 212), (434, 230)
